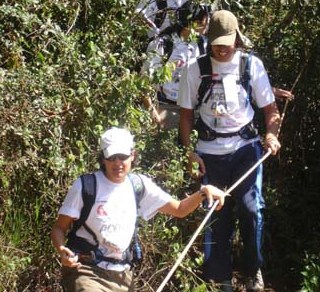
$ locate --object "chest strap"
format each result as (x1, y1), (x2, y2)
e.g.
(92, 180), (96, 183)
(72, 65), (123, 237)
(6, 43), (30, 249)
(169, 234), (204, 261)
(196, 117), (258, 141)
(77, 249), (131, 266)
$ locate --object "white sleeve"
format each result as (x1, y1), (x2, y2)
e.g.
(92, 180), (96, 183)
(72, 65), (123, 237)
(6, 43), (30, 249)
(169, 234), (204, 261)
(251, 55), (275, 108)
(58, 178), (83, 219)
(169, 41), (188, 63)
(138, 175), (172, 220)
(141, 38), (164, 75)
(135, 0), (147, 13)
(177, 58), (201, 109)
(136, 0), (156, 21)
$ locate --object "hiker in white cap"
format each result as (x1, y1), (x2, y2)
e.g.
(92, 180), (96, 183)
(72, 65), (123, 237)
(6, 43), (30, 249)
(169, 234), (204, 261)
(51, 126), (226, 292)
(178, 9), (281, 291)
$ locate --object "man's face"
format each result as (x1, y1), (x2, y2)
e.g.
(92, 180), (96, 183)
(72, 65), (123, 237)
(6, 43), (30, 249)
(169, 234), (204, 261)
(103, 153), (133, 183)
(211, 44), (236, 62)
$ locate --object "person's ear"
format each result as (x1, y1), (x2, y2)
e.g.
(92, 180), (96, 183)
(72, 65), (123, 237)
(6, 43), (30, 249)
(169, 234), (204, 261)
(131, 150), (136, 161)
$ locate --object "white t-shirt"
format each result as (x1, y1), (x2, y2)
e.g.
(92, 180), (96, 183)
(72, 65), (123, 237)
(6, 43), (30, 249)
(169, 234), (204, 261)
(59, 170), (172, 271)
(136, 0), (188, 38)
(142, 33), (207, 102)
(177, 50), (275, 155)
(162, 36), (207, 102)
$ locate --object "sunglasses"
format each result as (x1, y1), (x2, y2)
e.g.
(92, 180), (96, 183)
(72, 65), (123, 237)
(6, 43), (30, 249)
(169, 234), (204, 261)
(106, 154), (131, 161)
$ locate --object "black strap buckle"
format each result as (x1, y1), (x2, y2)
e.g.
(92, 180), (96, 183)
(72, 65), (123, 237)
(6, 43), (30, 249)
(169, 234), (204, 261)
(77, 250), (129, 266)
(196, 118), (258, 141)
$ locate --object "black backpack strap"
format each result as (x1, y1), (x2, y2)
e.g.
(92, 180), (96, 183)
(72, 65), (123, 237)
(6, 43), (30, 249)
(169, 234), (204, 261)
(154, 0), (168, 29)
(197, 51), (254, 109)
(239, 50), (253, 107)
(67, 173), (99, 251)
(128, 173), (145, 208)
(128, 173), (145, 264)
(162, 34), (174, 62)
(197, 35), (205, 56)
(80, 174), (97, 224)
(197, 53), (214, 108)
(68, 172), (145, 264)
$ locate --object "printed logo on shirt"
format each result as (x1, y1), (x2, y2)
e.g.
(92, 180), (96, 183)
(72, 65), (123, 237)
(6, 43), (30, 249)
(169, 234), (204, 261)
(97, 204), (108, 216)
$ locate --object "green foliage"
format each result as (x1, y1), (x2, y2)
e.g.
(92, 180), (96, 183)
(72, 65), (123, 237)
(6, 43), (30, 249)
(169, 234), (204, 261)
(0, 0), (319, 291)
(300, 253), (320, 292)
(0, 238), (32, 291)
(0, 0), (154, 290)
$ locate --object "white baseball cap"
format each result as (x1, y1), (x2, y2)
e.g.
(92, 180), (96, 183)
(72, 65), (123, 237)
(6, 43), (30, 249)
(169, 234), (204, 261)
(100, 127), (134, 159)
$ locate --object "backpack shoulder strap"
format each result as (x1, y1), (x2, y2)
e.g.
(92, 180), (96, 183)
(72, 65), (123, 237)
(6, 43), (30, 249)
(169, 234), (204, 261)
(197, 53), (212, 75)
(127, 173), (145, 264)
(79, 173), (97, 225)
(162, 34), (174, 62)
(154, 0), (168, 29)
(197, 35), (205, 56)
(67, 173), (98, 248)
(128, 173), (145, 208)
(197, 53), (213, 107)
(239, 50), (253, 106)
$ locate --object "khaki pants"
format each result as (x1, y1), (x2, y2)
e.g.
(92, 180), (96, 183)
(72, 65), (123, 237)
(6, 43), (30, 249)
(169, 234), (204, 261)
(157, 103), (180, 129)
(62, 264), (135, 292)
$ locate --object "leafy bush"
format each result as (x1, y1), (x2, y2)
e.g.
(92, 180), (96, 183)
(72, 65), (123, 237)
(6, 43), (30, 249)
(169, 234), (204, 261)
(0, 0), (319, 291)
(300, 253), (320, 292)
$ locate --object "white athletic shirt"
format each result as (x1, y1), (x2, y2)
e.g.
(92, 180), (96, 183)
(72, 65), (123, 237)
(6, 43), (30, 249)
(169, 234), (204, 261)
(58, 170), (172, 271)
(136, 0), (188, 38)
(142, 33), (207, 103)
(162, 36), (207, 102)
(177, 50), (275, 155)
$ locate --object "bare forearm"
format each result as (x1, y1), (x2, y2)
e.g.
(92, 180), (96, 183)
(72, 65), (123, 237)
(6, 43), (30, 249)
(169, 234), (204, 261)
(159, 185), (226, 218)
(51, 230), (81, 268)
(159, 190), (205, 218)
(179, 108), (194, 148)
(263, 102), (282, 154)
(176, 191), (208, 217)
(51, 225), (67, 254)
(263, 102), (281, 137)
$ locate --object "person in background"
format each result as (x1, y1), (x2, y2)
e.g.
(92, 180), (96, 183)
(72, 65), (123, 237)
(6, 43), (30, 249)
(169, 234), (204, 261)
(141, 1), (211, 128)
(178, 10), (282, 292)
(135, 0), (188, 39)
(140, 3), (293, 129)
(273, 87), (294, 100)
(51, 127), (226, 292)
